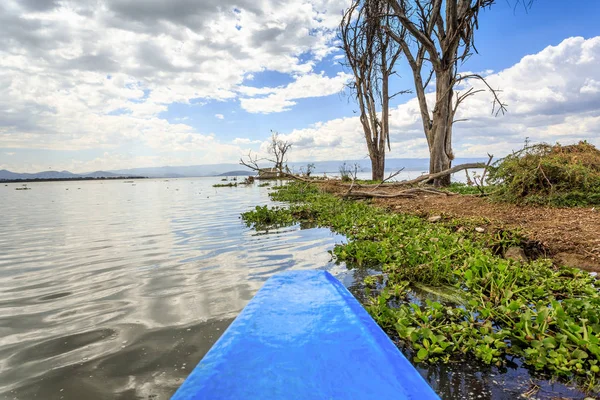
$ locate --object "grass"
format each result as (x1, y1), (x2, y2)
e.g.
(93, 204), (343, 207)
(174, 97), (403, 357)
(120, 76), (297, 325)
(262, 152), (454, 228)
(446, 182), (490, 195)
(242, 182), (600, 392)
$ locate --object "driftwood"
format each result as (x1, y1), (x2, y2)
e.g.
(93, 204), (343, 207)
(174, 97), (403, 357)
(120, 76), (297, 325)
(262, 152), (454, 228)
(340, 162), (487, 189)
(382, 162), (486, 187)
(344, 187), (455, 199)
(239, 153), (492, 201)
(341, 160), (493, 199)
(370, 168), (405, 190)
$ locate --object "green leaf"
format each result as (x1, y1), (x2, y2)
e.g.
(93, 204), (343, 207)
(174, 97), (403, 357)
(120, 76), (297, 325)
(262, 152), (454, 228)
(542, 337), (557, 349)
(572, 349), (589, 359)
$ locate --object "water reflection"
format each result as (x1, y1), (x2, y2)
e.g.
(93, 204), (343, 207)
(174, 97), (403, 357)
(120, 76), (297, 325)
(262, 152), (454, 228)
(419, 357), (590, 399)
(7, 319), (234, 400)
(0, 177), (594, 399)
(347, 274), (593, 399)
(0, 178), (344, 399)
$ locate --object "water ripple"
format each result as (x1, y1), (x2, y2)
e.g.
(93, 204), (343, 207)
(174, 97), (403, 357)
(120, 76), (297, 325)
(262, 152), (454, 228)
(0, 178), (348, 399)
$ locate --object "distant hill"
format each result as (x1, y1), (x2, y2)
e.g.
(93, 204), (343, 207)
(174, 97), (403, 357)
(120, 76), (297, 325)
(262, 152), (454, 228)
(0, 169), (75, 180)
(0, 169), (143, 181)
(106, 158), (487, 178)
(109, 164), (246, 178)
(218, 170), (255, 176)
(82, 171), (123, 178)
(1, 158), (487, 181)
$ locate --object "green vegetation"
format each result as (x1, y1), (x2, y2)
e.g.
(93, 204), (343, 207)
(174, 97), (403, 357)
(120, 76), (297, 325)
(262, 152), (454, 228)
(446, 182), (489, 195)
(338, 162), (360, 182)
(212, 182), (238, 188)
(242, 205), (296, 229)
(242, 182), (600, 391)
(489, 141), (600, 207)
(258, 182), (271, 187)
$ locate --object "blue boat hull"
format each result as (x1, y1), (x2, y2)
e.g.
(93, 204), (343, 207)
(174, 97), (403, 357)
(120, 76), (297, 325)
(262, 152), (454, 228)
(172, 270), (439, 399)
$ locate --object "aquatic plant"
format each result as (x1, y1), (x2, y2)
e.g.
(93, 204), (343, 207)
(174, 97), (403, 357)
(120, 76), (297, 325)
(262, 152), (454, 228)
(212, 182), (238, 188)
(242, 182), (600, 391)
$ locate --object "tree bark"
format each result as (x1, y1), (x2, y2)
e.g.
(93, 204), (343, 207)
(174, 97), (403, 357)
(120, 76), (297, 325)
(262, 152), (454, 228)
(341, 0), (402, 183)
(371, 151), (385, 181)
(385, 0), (511, 187)
(429, 69), (455, 187)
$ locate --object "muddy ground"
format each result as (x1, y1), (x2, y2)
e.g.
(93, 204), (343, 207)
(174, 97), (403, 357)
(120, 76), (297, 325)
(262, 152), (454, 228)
(323, 182), (600, 272)
(380, 194), (600, 271)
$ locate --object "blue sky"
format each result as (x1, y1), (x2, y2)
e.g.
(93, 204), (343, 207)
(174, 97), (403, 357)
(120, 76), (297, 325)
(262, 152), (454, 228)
(1, 0), (599, 172)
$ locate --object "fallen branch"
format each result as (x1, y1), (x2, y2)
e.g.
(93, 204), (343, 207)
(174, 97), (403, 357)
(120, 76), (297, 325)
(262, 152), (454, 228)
(536, 162), (553, 191)
(345, 190), (417, 199)
(399, 163), (487, 186)
(344, 177), (357, 197)
(418, 188), (456, 196)
(372, 168), (405, 190)
(474, 154), (494, 195)
(344, 187), (454, 199)
(341, 162), (486, 188)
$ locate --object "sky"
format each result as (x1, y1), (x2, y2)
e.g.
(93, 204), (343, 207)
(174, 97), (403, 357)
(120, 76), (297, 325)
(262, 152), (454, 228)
(1, 0), (599, 173)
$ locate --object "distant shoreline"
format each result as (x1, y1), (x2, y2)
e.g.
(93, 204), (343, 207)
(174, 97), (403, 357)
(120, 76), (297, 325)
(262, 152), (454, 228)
(1, 176), (147, 183)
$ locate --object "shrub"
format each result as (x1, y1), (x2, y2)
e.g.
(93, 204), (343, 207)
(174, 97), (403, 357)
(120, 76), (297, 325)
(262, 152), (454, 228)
(488, 141), (600, 206)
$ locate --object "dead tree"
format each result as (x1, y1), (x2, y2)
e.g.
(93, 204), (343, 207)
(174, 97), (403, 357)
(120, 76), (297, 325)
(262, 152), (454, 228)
(239, 150), (311, 183)
(267, 131), (292, 173)
(239, 132), (313, 182)
(341, 0), (406, 181)
(384, 0), (526, 186)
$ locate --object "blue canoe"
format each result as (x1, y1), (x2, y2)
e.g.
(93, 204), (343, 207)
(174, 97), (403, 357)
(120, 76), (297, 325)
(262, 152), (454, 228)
(172, 270), (439, 399)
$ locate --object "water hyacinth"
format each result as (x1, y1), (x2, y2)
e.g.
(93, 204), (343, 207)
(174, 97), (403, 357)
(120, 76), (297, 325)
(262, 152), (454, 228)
(242, 182), (600, 392)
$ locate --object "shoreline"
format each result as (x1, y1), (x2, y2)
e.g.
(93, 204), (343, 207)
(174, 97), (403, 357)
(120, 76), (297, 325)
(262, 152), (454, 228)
(1, 176), (147, 183)
(242, 181), (600, 398)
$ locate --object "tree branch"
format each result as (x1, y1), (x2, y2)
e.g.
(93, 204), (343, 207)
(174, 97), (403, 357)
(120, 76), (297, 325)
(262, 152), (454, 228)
(456, 73), (507, 116)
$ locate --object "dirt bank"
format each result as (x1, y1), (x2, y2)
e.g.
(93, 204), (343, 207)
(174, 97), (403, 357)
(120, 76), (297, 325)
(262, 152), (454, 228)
(372, 193), (600, 272)
(319, 180), (600, 271)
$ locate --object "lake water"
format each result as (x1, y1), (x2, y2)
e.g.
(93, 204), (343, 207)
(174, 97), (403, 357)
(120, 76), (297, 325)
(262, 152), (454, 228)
(0, 177), (591, 400)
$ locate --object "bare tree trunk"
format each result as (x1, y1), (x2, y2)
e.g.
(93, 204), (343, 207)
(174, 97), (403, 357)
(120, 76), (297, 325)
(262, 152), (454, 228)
(385, 0), (513, 187)
(341, 0), (403, 183)
(429, 69), (455, 186)
(429, 132), (452, 186)
(371, 152), (385, 181)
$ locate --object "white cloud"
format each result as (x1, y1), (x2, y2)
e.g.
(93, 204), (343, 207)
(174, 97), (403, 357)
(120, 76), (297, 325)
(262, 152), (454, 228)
(1, 0), (599, 176)
(581, 79), (600, 94)
(232, 138), (262, 145)
(267, 36), (600, 162)
(215, 114), (224, 120)
(0, 0), (351, 170)
(239, 71), (352, 113)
